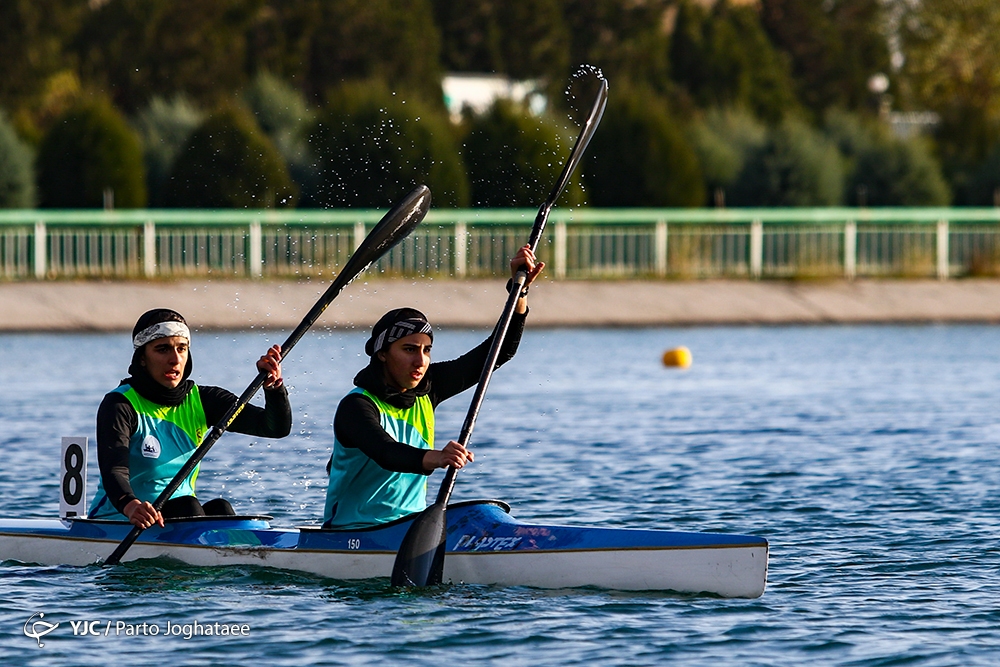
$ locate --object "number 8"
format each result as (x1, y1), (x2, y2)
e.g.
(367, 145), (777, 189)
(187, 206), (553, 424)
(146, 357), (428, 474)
(62, 443), (84, 505)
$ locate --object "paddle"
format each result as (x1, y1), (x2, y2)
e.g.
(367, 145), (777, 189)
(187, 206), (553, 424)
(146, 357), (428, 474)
(103, 184), (432, 566)
(391, 74), (609, 587)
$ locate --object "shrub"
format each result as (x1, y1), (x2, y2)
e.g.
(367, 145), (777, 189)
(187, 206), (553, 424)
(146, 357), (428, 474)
(825, 111), (951, 206)
(691, 107), (767, 206)
(967, 145), (1000, 206)
(164, 106), (297, 208)
(243, 72), (316, 204)
(849, 136), (950, 207)
(0, 109), (35, 208)
(37, 99), (147, 208)
(729, 118), (844, 206)
(671, 0), (798, 123)
(133, 96), (203, 207)
(584, 85), (704, 207)
(461, 100), (586, 207)
(308, 81), (468, 208)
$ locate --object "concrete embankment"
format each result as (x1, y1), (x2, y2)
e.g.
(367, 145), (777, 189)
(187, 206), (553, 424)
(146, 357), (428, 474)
(2, 278), (1000, 331)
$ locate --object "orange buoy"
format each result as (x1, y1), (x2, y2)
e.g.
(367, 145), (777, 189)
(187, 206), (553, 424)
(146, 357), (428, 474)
(662, 346), (692, 368)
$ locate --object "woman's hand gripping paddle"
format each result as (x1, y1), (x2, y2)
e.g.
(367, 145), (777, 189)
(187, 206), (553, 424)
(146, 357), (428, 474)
(391, 74), (609, 587)
(103, 185), (432, 566)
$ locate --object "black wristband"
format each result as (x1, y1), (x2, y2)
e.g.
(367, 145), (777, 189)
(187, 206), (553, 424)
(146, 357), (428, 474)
(505, 278), (529, 298)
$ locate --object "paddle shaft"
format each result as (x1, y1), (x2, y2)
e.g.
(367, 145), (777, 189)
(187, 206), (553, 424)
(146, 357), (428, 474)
(104, 185), (431, 566)
(433, 78), (609, 507)
(390, 77), (607, 587)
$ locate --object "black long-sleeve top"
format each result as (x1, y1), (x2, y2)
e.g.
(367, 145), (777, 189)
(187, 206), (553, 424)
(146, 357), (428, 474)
(332, 311), (527, 475)
(96, 383), (292, 513)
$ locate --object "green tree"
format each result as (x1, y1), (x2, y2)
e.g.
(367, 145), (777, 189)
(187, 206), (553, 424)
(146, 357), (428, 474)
(760, 0), (892, 115)
(305, 0), (444, 105)
(164, 106), (296, 208)
(245, 0), (444, 105)
(432, 0), (570, 98)
(561, 0), (673, 95)
(75, 0), (256, 112)
(824, 111), (950, 207)
(37, 98), (147, 208)
(584, 84), (704, 207)
(692, 108), (768, 206)
(897, 0), (1000, 200)
(243, 71), (316, 199)
(671, 0), (798, 123)
(849, 136), (951, 207)
(0, 0), (84, 114)
(965, 144), (1000, 206)
(967, 145), (1000, 206)
(308, 81), (468, 208)
(462, 100), (585, 207)
(0, 109), (35, 208)
(133, 96), (203, 207)
(729, 119), (843, 206)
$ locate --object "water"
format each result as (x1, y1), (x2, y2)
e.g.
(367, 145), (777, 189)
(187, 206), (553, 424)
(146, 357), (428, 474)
(2, 324), (1000, 665)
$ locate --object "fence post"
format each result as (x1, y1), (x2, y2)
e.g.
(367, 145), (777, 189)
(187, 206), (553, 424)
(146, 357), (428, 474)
(844, 220), (857, 280)
(655, 220), (667, 277)
(750, 219), (763, 279)
(454, 221), (467, 278)
(143, 220), (156, 278)
(353, 221), (365, 252)
(249, 220), (262, 278)
(936, 219), (949, 280)
(554, 220), (567, 279)
(34, 221), (46, 279)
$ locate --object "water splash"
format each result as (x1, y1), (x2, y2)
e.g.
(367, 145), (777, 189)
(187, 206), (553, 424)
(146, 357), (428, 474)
(564, 64), (607, 126)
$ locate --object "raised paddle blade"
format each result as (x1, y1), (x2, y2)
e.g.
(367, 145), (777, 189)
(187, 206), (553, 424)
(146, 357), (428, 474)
(103, 185), (431, 567)
(390, 502), (446, 586)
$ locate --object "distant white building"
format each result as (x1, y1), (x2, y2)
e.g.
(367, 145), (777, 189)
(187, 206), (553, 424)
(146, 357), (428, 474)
(888, 111), (940, 139)
(441, 74), (547, 123)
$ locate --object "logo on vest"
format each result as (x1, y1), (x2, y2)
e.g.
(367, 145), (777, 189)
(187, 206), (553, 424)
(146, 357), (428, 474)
(141, 435), (161, 459)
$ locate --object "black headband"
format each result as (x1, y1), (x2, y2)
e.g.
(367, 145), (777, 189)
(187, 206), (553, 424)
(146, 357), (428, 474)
(365, 308), (433, 356)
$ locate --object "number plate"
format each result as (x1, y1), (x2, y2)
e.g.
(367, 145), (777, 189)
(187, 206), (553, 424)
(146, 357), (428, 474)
(60, 437), (88, 518)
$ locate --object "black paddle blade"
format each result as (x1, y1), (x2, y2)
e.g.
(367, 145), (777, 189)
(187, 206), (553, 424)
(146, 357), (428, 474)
(390, 503), (447, 587)
(334, 185), (432, 293)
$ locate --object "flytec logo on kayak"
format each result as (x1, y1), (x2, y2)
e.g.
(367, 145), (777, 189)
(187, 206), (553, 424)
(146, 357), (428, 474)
(455, 534), (522, 551)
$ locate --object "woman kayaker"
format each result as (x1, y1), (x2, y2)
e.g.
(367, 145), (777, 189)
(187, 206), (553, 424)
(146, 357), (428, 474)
(89, 308), (292, 528)
(323, 245), (543, 529)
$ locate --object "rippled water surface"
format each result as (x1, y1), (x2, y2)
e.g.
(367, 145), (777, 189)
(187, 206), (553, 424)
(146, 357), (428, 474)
(2, 325), (1000, 665)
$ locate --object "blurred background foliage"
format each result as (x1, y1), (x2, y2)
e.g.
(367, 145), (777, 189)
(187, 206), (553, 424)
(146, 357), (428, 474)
(0, 0), (996, 208)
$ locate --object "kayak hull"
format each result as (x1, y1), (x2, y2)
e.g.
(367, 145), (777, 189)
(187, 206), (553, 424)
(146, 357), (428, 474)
(0, 501), (768, 598)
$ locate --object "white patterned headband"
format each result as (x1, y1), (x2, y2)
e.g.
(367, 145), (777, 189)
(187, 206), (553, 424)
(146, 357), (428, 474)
(372, 318), (433, 355)
(133, 321), (191, 349)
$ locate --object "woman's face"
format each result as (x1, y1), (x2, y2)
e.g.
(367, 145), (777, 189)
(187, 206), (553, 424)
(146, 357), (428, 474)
(378, 333), (432, 392)
(141, 336), (189, 388)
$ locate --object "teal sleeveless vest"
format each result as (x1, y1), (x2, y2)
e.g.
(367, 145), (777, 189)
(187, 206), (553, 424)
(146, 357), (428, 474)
(89, 384), (209, 519)
(323, 387), (435, 529)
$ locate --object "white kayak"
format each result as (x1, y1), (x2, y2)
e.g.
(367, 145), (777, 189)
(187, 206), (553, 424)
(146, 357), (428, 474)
(0, 500), (768, 598)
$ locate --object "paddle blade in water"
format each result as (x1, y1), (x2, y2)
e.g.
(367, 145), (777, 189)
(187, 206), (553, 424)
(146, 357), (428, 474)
(391, 503), (446, 587)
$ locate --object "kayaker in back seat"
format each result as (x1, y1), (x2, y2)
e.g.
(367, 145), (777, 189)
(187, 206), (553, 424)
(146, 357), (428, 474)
(322, 245), (543, 530)
(89, 308), (292, 528)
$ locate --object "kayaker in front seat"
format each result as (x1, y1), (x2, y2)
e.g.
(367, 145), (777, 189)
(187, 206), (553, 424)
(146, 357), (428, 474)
(322, 245), (543, 530)
(89, 308), (292, 528)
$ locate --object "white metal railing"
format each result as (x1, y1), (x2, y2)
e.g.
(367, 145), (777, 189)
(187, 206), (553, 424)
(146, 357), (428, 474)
(3, 208), (1000, 280)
